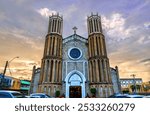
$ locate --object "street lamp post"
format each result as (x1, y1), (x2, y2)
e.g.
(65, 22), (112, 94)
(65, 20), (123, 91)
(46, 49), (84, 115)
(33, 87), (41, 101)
(0, 56), (19, 89)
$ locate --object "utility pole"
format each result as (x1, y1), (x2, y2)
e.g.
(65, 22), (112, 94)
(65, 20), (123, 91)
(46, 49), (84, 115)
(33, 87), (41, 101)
(3, 61), (9, 78)
(0, 61), (8, 89)
(131, 74), (136, 94)
(0, 56), (19, 89)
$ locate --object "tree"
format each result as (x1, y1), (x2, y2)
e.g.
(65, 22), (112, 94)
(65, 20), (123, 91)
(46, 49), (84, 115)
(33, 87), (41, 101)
(143, 85), (150, 93)
(55, 90), (60, 97)
(122, 88), (129, 94)
(130, 85), (135, 92)
(130, 84), (141, 93)
(90, 88), (96, 97)
(136, 85), (141, 92)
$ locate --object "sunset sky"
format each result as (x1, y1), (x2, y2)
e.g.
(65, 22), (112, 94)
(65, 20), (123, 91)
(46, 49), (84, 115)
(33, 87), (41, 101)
(0, 0), (149, 81)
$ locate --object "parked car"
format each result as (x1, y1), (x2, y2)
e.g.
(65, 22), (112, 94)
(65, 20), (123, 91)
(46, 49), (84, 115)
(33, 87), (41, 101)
(30, 93), (52, 98)
(108, 93), (130, 98)
(143, 95), (150, 98)
(0, 90), (25, 98)
(126, 94), (144, 98)
(25, 95), (30, 98)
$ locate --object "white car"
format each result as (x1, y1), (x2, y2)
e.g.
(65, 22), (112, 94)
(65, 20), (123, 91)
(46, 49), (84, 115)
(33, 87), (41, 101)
(127, 94), (144, 98)
(144, 95), (150, 98)
(0, 90), (24, 98)
(30, 93), (52, 98)
(108, 93), (130, 98)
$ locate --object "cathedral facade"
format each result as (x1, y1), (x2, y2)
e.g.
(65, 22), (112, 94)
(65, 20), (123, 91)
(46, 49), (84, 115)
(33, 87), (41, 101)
(38, 13), (114, 98)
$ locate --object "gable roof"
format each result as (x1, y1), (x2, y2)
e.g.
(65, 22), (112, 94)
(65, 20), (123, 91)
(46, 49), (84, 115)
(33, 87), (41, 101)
(63, 34), (88, 44)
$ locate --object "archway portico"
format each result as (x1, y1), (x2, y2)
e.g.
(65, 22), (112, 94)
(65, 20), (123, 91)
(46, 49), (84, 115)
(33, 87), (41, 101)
(65, 70), (86, 98)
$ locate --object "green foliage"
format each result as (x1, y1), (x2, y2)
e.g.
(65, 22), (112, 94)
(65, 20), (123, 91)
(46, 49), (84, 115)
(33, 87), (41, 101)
(130, 84), (141, 92)
(122, 89), (129, 94)
(143, 85), (150, 92)
(130, 85), (136, 92)
(90, 88), (96, 94)
(55, 90), (60, 97)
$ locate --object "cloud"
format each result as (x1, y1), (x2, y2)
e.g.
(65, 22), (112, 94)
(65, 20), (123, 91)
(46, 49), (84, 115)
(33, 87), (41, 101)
(37, 8), (57, 18)
(102, 11), (150, 81)
(0, 11), (7, 21)
(102, 13), (135, 41)
(144, 22), (150, 29)
(63, 4), (78, 20)
(140, 58), (150, 63)
(139, 58), (150, 67)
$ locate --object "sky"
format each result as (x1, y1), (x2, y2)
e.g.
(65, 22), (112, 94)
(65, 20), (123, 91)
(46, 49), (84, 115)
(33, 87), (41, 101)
(0, 0), (149, 81)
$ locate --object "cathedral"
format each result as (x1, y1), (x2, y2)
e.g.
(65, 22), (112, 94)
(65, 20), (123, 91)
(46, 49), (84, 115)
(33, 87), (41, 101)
(36, 13), (115, 98)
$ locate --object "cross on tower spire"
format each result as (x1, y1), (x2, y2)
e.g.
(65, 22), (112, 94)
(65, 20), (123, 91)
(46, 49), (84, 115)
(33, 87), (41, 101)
(72, 26), (77, 34)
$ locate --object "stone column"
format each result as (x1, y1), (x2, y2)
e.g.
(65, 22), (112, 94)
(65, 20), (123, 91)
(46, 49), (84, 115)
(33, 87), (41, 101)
(92, 18), (94, 33)
(99, 36), (102, 56)
(100, 37), (104, 55)
(104, 60), (108, 82)
(59, 61), (62, 83)
(54, 37), (57, 56)
(60, 22), (63, 34)
(50, 37), (53, 56)
(49, 20), (52, 33)
(103, 85), (106, 97)
(89, 20), (92, 33)
(105, 86), (108, 97)
(96, 37), (100, 55)
(47, 37), (50, 55)
(96, 60), (100, 82)
(55, 61), (58, 82)
(49, 37), (51, 55)
(93, 36), (97, 55)
(88, 38), (91, 57)
(39, 61), (44, 84)
(88, 61), (91, 82)
(45, 60), (49, 82)
(47, 60), (51, 82)
(97, 18), (100, 32)
(56, 19), (58, 33)
(91, 61), (95, 82)
(43, 60), (47, 83)
(100, 59), (104, 82)
(107, 61), (111, 83)
(103, 38), (107, 56)
(60, 39), (62, 57)
(98, 60), (101, 82)
(100, 86), (103, 97)
(51, 60), (55, 82)
(57, 38), (59, 57)
(56, 60), (59, 82)
(50, 60), (53, 82)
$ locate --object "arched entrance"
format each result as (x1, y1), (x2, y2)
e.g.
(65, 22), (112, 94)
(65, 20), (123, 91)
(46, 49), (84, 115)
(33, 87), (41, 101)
(65, 70), (86, 98)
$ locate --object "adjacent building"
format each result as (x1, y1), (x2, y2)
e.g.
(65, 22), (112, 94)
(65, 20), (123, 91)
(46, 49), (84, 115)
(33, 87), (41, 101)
(120, 78), (143, 93)
(30, 66), (41, 94)
(0, 74), (13, 89)
(20, 80), (30, 95)
(0, 74), (30, 94)
(110, 66), (121, 94)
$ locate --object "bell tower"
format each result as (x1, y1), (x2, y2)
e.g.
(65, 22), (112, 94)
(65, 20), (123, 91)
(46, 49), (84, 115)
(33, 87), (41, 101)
(87, 13), (114, 97)
(38, 13), (63, 96)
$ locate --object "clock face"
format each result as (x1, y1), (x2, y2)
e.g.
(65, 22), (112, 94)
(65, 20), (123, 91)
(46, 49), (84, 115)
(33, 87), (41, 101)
(69, 48), (82, 60)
